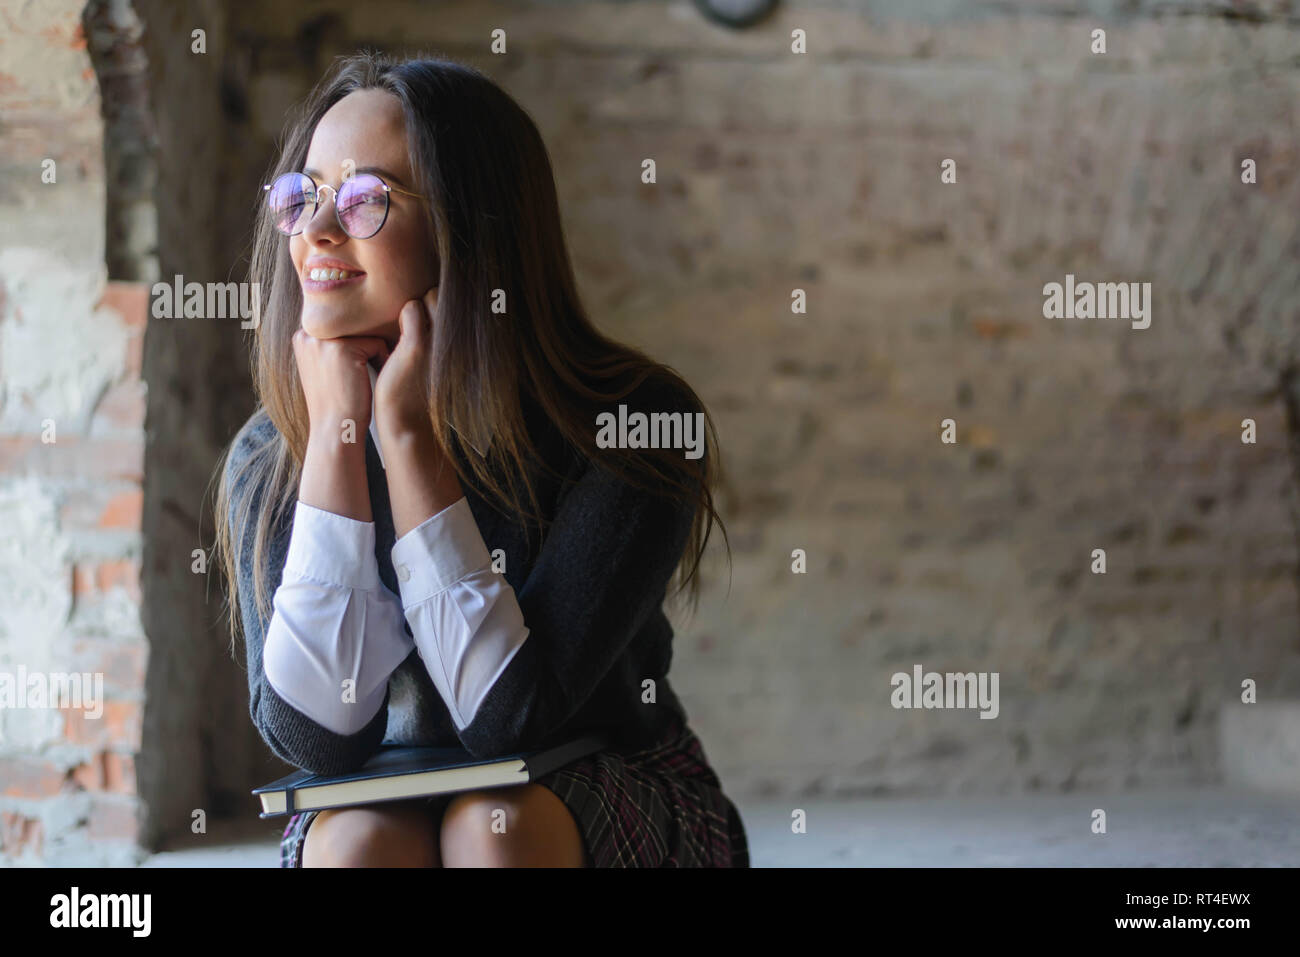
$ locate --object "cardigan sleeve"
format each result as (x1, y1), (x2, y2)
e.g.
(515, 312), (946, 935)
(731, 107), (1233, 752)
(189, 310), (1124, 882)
(391, 409), (703, 759)
(225, 412), (400, 776)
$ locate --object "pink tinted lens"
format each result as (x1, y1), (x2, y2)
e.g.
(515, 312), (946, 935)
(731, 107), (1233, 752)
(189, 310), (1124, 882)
(267, 172), (314, 235)
(336, 173), (389, 238)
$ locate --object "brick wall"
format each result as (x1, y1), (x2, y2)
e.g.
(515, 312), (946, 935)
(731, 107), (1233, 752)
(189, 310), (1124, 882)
(0, 0), (149, 863)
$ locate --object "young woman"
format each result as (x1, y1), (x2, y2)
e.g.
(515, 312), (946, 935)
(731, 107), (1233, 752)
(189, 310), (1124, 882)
(214, 52), (750, 867)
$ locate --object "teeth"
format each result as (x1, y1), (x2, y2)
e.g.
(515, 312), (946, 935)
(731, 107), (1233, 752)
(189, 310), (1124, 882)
(309, 268), (360, 281)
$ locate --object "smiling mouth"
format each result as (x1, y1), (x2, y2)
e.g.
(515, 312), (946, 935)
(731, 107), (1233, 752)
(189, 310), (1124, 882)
(303, 268), (365, 291)
(307, 267), (362, 281)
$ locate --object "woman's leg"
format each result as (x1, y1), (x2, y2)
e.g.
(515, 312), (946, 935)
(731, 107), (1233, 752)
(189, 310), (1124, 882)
(302, 797), (448, 867)
(439, 782), (588, 867)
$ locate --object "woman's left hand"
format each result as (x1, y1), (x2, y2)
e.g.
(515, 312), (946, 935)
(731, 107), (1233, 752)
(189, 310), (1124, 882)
(375, 286), (465, 535)
(374, 287), (438, 443)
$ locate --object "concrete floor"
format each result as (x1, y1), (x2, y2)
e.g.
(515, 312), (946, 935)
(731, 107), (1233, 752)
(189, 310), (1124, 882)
(140, 787), (1300, 867)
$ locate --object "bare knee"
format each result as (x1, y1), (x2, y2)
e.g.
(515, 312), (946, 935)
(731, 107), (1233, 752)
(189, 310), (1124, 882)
(302, 801), (441, 868)
(440, 784), (586, 868)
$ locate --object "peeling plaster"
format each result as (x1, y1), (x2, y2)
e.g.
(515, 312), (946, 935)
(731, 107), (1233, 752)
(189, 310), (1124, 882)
(0, 247), (128, 433)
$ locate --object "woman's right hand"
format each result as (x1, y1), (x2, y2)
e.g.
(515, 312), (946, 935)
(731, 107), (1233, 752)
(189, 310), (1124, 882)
(292, 328), (391, 443)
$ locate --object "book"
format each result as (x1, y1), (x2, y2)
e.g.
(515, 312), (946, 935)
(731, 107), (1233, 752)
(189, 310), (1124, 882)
(252, 732), (608, 818)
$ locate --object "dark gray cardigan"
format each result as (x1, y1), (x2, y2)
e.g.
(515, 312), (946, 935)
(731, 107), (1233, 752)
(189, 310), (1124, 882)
(227, 382), (699, 775)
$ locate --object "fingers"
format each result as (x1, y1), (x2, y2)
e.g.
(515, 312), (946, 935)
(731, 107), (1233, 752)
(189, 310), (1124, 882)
(342, 335), (391, 360)
(294, 329), (390, 375)
(397, 299), (420, 337)
(397, 296), (432, 349)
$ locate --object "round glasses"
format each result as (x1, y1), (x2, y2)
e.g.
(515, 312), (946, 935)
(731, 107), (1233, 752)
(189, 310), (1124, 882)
(263, 171), (425, 240)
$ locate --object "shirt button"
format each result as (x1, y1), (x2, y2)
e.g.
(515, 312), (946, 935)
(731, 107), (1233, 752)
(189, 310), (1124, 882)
(396, 564), (411, 582)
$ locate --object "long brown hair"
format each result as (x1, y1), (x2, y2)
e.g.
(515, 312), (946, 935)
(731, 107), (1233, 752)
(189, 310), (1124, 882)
(213, 51), (730, 651)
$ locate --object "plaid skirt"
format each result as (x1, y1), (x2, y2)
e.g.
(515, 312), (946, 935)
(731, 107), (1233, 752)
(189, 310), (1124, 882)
(279, 720), (749, 867)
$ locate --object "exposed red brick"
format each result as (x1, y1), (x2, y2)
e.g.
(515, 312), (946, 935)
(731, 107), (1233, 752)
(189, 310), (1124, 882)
(104, 752), (136, 794)
(124, 333), (143, 378)
(95, 559), (141, 599)
(98, 490), (142, 529)
(0, 812), (44, 857)
(98, 281), (149, 330)
(61, 486), (144, 529)
(22, 437), (144, 482)
(0, 436), (37, 470)
(69, 756), (104, 791)
(72, 563), (95, 596)
(91, 381), (146, 430)
(86, 797), (140, 841)
(65, 638), (147, 691)
(64, 699), (142, 749)
(0, 756), (65, 798)
(71, 559), (143, 604)
(67, 751), (137, 796)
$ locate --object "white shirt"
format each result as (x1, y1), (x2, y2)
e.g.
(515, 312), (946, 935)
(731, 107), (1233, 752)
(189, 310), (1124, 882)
(261, 372), (526, 736)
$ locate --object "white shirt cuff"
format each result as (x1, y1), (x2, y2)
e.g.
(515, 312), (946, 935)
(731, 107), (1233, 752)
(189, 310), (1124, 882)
(286, 500), (381, 592)
(263, 581), (411, 736)
(404, 575), (528, 730)
(390, 496), (493, 606)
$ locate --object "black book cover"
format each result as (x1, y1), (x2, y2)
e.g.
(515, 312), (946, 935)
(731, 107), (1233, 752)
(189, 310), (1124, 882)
(252, 731), (609, 815)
